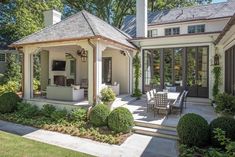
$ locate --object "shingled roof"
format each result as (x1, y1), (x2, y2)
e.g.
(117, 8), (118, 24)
(121, 1), (235, 37)
(11, 10), (135, 49)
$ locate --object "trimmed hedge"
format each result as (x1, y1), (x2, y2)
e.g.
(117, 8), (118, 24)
(177, 113), (209, 147)
(90, 104), (110, 127)
(108, 107), (134, 133)
(0, 92), (21, 113)
(210, 117), (235, 147)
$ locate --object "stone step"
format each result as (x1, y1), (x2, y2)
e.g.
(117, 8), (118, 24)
(133, 126), (179, 140)
(134, 120), (177, 132)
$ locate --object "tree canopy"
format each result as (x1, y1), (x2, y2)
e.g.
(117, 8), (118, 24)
(0, 0), (63, 48)
(65, 0), (212, 28)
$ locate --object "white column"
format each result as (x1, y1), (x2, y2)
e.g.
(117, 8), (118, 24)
(88, 46), (94, 104)
(96, 41), (105, 97)
(23, 48), (34, 99)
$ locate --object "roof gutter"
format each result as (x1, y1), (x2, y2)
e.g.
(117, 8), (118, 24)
(88, 39), (97, 105)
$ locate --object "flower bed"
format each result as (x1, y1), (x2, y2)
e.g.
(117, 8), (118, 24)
(0, 103), (132, 145)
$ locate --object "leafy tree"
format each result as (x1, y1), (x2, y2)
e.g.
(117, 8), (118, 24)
(64, 0), (135, 28)
(65, 0), (212, 28)
(0, 0), (63, 47)
(3, 53), (22, 84)
(0, 0), (63, 85)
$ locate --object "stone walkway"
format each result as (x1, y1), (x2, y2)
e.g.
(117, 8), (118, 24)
(0, 120), (178, 157)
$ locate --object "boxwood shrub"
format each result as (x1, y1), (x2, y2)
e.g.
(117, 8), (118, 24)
(89, 103), (110, 127)
(177, 113), (209, 147)
(210, 116), (235, 147)
(0, 92), (21, 113)
(108, 107), (134, 133)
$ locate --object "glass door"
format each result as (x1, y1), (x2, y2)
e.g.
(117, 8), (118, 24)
(186, 47), (208, 97)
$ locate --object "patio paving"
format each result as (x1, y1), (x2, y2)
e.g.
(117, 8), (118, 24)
(123, 97), (217, 127)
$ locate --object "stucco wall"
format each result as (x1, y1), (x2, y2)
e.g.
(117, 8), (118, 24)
(148, 18), (229, 37)
(45, 45), (88, 85)
(102, 48), (129, 94)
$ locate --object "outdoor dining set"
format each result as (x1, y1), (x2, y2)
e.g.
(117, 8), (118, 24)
(146, 87), (189, 117)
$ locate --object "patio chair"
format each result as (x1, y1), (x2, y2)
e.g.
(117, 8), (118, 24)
(184, 90), (189, 108)
(146, 92), (155, 112)
(153, 89), (157, 96)
(171, 91), (185, 115)
(154, 93), (171, 117)
(150, 90), (155, 99)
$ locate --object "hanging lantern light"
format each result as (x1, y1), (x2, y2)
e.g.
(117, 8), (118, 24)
(214, 54), (220, 66)
(80, 50), (88, 62)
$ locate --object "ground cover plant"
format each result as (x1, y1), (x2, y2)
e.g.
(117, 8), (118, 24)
(0, 100), (132, 145)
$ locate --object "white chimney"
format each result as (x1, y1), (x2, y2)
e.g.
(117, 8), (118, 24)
(136, 0), (148, 38)
(43, 10), (61, 27)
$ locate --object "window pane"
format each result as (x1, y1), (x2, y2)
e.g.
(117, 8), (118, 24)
(152, 49), (161, 86)
(198, 47), (208, 87)
(152, 29), (158, 37)
(70, 60), (76, 75)
(165, 28), (172, 36)
(187, 48), (197, 86)
(174, 48), (183, 86)
(148, 30), (152, 37)
(173, 27), (180, 35)
(188, 26), (195, 33)
(0, 53), (6, 62)
(164, 48), (173, 86)
(102, 58), (112, 84)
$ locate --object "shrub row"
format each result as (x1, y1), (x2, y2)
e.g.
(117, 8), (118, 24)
(89, 104), (134, 133)
(177, 113), (235, 147)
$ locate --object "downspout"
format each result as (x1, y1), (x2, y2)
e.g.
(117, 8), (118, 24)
(88, 39), (97, 104)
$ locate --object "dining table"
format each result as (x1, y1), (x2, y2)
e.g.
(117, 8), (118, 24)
(156, 91), (181, 101)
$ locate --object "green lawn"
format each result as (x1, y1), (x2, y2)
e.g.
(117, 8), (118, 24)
(0, 131), (93, 157)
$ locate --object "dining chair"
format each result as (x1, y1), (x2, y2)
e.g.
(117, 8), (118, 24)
(154, 93), (171, 117)
(146, 92), (155, 112)
(150, 90), (155, 99)
(183, 90), (189, 108)
(153, 89), (157, 96)
(171, 91), (185, 115)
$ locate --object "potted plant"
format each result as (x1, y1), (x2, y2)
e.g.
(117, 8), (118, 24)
(100, 87), (116, 110)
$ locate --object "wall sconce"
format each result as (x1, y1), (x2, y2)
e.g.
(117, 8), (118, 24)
(214, 54), (220, 66)
(120, 51), (126, 56)
(77, 47), (88, 62)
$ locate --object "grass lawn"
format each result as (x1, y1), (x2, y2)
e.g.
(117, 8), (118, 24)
(0, 131), (93, 157)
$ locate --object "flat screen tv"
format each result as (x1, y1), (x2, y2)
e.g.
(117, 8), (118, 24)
(52, 60), (66, 71)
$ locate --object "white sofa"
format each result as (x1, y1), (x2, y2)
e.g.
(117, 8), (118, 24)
(46, 86), (84, 101)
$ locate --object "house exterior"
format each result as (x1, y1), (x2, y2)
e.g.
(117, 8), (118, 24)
(121, 0), (235, 99)
(10, 0), (235, 105)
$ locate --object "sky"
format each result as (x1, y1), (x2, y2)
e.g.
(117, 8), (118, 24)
(212, 0), (227, 3)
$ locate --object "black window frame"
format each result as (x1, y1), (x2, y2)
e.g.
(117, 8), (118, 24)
(165, 27), (180, 36)
(148, 29), (158, 37)
(102, 57), (112, 84)
(188, 24), (205, 34)
(0, 53), (6, 62)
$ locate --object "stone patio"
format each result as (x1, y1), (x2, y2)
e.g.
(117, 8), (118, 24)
(123, 97), (217, 127)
